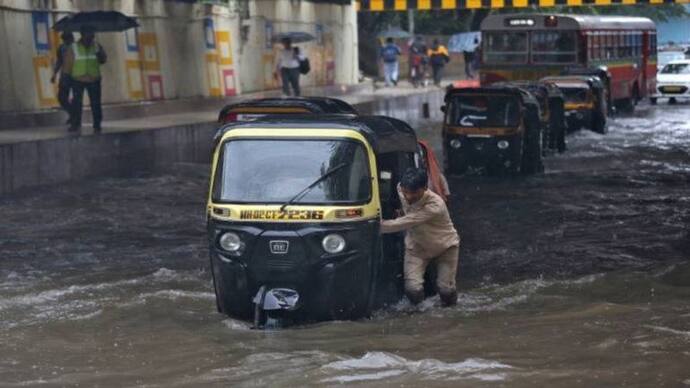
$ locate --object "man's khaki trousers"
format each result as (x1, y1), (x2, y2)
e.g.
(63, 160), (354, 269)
(404, 245), (460, 299)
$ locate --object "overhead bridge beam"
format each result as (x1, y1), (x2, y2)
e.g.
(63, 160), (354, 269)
(356, 0), (689, 10)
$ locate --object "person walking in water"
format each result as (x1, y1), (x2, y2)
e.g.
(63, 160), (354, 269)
(380, 168), (461, 307)
(380, 37), (401, 87)
(427, 39), (450, 87)
(64, 25), (107, 133)
(274, 37), (301, 96)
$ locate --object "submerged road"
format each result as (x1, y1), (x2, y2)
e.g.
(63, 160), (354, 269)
(1, 102), (689, 386)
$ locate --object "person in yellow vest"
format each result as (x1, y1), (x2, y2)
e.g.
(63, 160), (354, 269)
(427, 39), (450, 87)
(64, 25), (107, 133)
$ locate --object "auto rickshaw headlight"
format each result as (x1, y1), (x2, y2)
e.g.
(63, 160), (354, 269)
(449, 139), (462, 149)
(497, 140), (510, 150)
(322, 234), (346, 254)
(219, 232), (243, 253)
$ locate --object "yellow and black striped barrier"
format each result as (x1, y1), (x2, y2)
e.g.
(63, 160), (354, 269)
(356, 0), (689, 10)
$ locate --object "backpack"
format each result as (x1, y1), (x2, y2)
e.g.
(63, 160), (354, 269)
(299, 57), (310, 75)
(382, 45), (399, 63)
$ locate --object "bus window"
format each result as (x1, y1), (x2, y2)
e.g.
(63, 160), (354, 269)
(483, 31), (528, 64)
(531, 31), (577, 64)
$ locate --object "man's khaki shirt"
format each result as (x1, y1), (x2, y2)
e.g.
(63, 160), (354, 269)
(381, 188), (460, 259)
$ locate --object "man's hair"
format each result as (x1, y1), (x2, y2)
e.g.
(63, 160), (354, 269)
(400, 168), (428, 191)
(386, 37), (393, 44)
(61, 32), (74, 41)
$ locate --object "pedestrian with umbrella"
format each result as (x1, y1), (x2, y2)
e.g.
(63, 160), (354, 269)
(55, 11), (138, 134)
(63, 25), (107, 133)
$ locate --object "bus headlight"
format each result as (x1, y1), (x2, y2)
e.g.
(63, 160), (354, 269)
(497, 140), (510, 150)
(449, 139), (462, 149)
(219, 232), (243, 253)
(322, 234), (346, 254)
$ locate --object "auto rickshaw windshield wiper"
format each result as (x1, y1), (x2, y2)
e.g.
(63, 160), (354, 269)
(280, 162), (349, 212)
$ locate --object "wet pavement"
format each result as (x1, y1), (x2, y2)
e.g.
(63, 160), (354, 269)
(1, 102), (689, 387)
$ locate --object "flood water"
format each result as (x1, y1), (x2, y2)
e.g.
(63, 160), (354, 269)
(1, 102), (689, 387)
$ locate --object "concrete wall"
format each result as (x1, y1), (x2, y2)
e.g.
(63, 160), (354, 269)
(0, 0), (358, 113)
(0, 89), (444, 196)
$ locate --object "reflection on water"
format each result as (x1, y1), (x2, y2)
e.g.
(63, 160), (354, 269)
(0, 103), (689, 386)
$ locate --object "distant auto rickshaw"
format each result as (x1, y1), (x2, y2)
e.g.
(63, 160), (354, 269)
(499, 81), (567, 154)
(441, 86), (543, 175)
(207, 115), (421, 328)
(217, 97), (358, 124)
(541, 75), (608, 134)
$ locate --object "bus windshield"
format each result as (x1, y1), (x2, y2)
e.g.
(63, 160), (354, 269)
(216, 139), (371, 204)
(483, 32), (528, 64)
(448, 94), (521, 127)
(531, 31), (577, 64)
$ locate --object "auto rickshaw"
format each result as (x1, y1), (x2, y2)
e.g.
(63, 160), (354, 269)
(217, 97), (358, 124)
(540, 75), (607, 134)
(499, 81), (567, 154)
(207, 115), (420, 328)
(441, 86), (543, 175)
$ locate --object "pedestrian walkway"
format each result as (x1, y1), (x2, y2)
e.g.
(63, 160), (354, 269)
(0, 81), (448, 146)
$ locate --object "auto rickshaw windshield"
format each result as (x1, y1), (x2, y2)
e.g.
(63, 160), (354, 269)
(448, 94), (521, 127)
(215, 139), (372, 204)
(560, 86), (589, 103)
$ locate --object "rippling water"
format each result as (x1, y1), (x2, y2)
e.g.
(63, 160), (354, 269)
(1, 103), (688, 386)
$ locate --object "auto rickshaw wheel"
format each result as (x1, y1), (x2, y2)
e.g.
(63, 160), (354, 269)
(669, 97), (677, 105)
(650, 97), (657, 105)
(520, 127), (544, 175)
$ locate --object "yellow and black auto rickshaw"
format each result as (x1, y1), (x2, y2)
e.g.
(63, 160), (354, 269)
(217, 97), (358, 125)
(541, 75), (608, 134)
(207, 115), (420, 328)
(501, 80), (567, 154)
(442, 86), (543, 175)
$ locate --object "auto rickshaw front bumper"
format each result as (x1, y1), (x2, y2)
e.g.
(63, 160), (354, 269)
(444, 134), (522, 173)
(565, 109), (592, 131)
(208, 220), (378, 324)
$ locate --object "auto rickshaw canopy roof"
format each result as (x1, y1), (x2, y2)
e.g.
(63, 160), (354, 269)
(219, 97), (358, 119)
(216, 114), (419, 155)
(500, 81), (565, 100)
(541, 75), (604, 90)
(445, 86), (540, 108)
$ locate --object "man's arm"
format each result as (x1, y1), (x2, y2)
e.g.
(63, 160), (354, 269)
(380, 204), (437, 234)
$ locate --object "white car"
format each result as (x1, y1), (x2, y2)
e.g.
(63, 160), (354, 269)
(652, 59), (690, 104)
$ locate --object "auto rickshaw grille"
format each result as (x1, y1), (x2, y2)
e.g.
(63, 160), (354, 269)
(267, 257), (297, 271)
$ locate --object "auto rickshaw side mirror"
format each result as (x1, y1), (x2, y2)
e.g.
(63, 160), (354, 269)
(379, 171), (394, 200)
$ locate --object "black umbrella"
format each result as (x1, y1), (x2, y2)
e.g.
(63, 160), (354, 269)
(53, 11), (139, 33)
(272, 32), (316, 44)
(377, 27), (411, 39)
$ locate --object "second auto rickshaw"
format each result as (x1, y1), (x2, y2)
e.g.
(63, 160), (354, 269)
(500, 80), (567, 154)
(442, 86), (543, 175)
(207, 115), (420, 327)
(541, 75), (608, 134)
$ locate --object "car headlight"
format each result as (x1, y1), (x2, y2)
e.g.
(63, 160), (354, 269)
(449, 139), (462, 149)
(219, 232), (243, 253)
(497, 140), (509, 150)
(322, 234), (346, 254)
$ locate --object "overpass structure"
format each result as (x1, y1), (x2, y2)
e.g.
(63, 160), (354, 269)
(357, 0), (689, 10)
